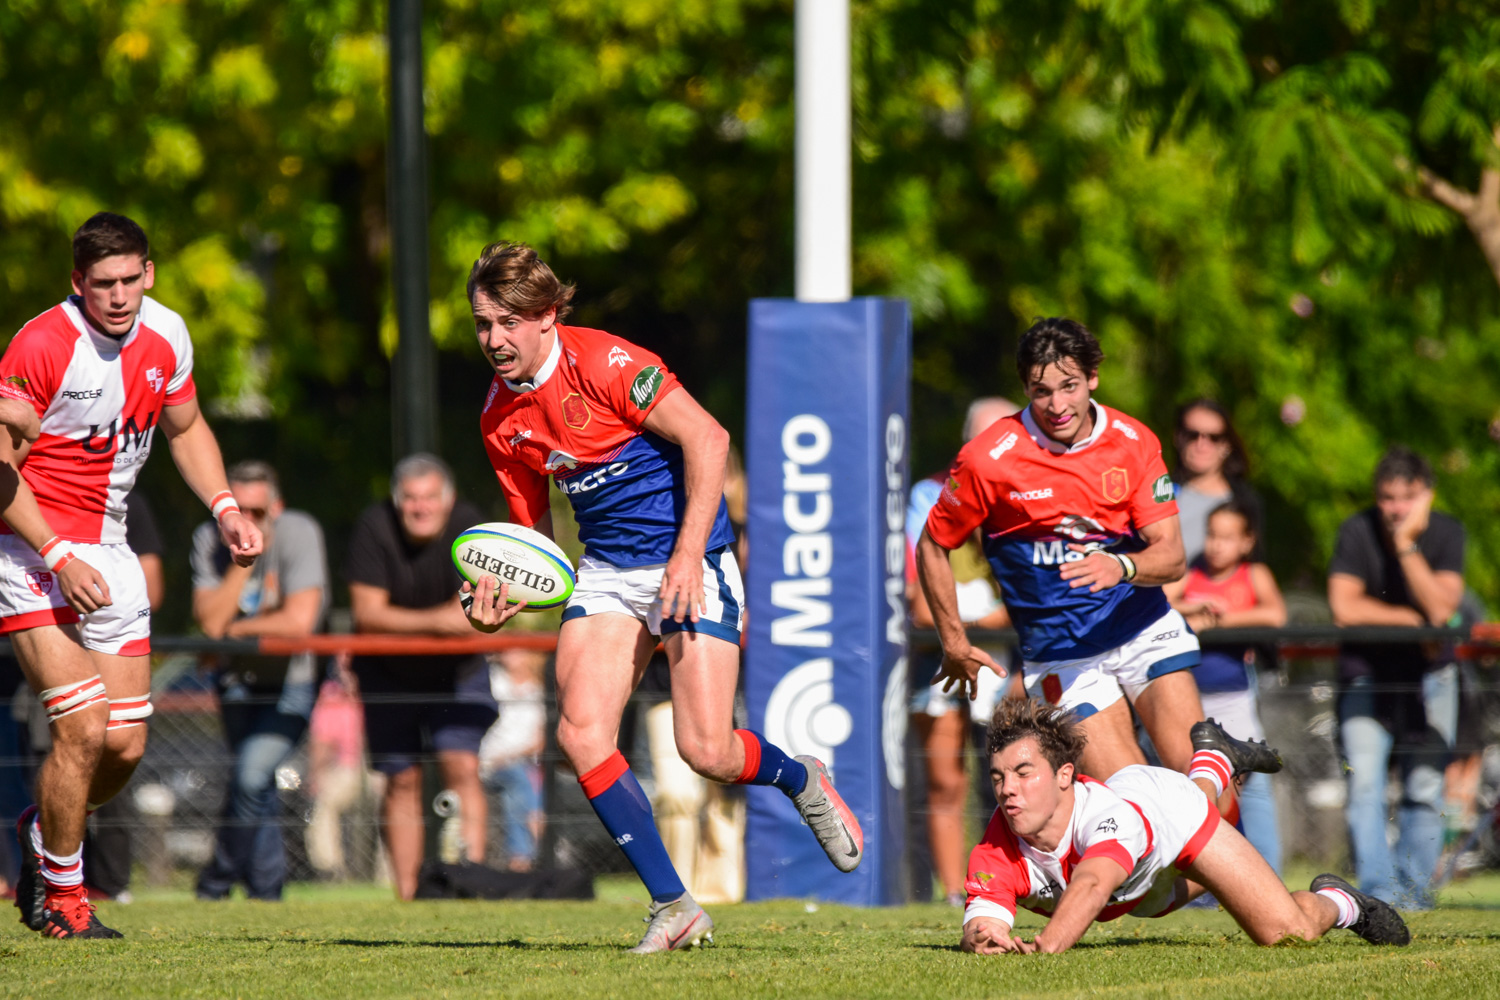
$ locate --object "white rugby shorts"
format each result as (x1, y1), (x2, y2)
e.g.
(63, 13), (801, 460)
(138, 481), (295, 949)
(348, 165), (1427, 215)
(1105, 764), (1219, 919)
(0, 535), (151, 654)
(1022, 609), (1199, 719)
(561, 546), (743, 644)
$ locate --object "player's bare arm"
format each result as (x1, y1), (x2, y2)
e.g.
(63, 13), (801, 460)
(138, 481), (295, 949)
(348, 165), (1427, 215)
(160, 398), (263, 566)
(1027, 855), (1128, 953)
(0, 398), (39, 448)
(641, 387), (731, 623)
(1387, 487), (1463, 624)
(916, 527), (1005, 700)
(217, 586), (323, 639)
(0, 434), (111, 613)
(1060, 513), (1187, 593)
(192, 560), (255, 638)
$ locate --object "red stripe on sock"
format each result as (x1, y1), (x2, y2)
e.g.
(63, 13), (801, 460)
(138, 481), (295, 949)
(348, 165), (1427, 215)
(1190, 750), (1232, 787)
(733, 729), (762, 784)
(577, 751), (630, 799)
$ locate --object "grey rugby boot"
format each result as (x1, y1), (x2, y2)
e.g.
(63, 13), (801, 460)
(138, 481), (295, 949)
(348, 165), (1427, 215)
(628, 893), (715, 954)
(791, 756), (863, 873)
(1310, 873), (1411, 946)
(1190, 717), (1283, 777)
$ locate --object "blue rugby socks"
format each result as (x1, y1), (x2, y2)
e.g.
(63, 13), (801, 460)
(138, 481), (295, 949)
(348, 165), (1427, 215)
(733, 729), (808, 796)
(579, 751), (686, 903)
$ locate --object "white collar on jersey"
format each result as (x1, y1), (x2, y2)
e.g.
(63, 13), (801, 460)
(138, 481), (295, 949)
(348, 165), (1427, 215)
(503, 330), (561, 394)
(64, 295), (140, 348)
(1021, 399), (1109, 455)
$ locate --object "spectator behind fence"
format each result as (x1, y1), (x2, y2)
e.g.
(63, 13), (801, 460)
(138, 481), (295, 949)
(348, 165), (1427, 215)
(193, 461), (329, 901)
(479, 648), (547, 872)
(304, 667), (367, 880)
(907, 397), (1016, 906)
(1170, 399), (1264, 564)
(1329, 446), (1465, 909)
(346, 453), (498, 900)
(1163, 499), (1287, 873)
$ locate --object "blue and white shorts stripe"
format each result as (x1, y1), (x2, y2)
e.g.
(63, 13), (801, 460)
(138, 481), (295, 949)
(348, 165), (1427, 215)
(561, 545), (744, 644)
(1020, 608), (1199, 719)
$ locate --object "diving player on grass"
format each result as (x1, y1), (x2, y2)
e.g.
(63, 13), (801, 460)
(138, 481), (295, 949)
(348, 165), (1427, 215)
(461, 241), (862, 953)
(918, 317), (1228, 789)
(960, 699), (1409, 953)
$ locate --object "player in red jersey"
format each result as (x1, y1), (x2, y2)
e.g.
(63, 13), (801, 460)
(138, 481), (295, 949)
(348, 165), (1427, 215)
(461, 242), (862, 953)
(1, 214), (262, 938)
(960, 699), (1409, 953)
(919, 318), (1234, 787)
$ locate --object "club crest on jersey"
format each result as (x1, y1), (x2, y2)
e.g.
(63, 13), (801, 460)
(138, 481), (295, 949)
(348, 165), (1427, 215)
(24, 570), (52, 597)
(629, 366), (664, 409)
(545, 450), (580, 472)
(608, 346), (632, 368)
(1102, 467), (1129, 503)
(145, 366), (164, 393)
(560, 392), (591, 429)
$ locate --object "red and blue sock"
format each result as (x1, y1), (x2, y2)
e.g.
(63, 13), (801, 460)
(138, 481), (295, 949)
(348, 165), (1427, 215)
(579, 751), (685, 904)
(733, 729), (808, 796)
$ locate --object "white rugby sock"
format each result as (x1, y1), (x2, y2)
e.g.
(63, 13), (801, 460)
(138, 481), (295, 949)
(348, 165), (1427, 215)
(1316, 886), (1360, 928)
(1188, 749), (1233, 798)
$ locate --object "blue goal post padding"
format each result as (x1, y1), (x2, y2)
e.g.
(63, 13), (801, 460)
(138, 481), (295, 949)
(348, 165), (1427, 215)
(743, 297), (911, 906)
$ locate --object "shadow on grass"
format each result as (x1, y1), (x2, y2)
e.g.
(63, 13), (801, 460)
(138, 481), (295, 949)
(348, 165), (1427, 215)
(906, 937), (1168, 953)
(321, 938), (619, 951)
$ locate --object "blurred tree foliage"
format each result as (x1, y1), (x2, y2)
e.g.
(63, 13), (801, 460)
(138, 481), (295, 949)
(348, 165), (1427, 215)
(1, 0), (1498, 624)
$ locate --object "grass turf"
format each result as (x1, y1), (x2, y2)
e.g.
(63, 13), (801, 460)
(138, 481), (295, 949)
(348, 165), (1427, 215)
(3, 874), (1499, 999)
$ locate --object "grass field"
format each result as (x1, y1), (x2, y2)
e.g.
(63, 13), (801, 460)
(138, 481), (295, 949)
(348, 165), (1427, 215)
(3, 873), (1500, 999)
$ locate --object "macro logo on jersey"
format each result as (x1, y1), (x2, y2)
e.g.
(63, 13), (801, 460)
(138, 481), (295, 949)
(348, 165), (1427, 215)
(545, 450), (580, 472)
(24, 570), (52, 597)
(629, 366), (664, 409)
(989, 431), (1019, 460)
(561, 393), (591, 429)
(1152, 474), (1173, 503)
(1102, 467), (1128, 503)
(608, 346), (632, 367)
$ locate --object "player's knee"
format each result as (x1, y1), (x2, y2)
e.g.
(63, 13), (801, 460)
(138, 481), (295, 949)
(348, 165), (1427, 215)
(106, 727), (147, 772)
(555, 718), (608, 768)
(677, 735), (735, 780)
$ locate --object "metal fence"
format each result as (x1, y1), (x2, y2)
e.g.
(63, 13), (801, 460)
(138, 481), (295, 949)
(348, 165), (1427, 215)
(2, 626), (1498, 901)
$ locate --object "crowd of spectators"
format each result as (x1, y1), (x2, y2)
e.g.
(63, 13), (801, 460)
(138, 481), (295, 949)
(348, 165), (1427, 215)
(0, 421), (1492, 911)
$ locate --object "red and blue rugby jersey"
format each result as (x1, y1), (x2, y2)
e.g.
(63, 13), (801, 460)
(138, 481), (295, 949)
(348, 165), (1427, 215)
(480, 324), (735, 568)
(925, 401), (1178, 662)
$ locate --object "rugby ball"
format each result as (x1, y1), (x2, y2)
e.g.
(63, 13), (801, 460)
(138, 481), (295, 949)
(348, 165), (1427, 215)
(451, 522), (576, 611)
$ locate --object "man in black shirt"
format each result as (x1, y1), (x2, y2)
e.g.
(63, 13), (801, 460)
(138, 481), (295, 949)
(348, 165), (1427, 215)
(346, 453), (498, 899)
(1328, 446), (1464, 909)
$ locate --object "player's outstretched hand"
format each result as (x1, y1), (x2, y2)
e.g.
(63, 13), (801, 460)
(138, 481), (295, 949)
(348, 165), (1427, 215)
(658, 548), (705, 624)
(58, 556), (112, 613)
(935, 643), (1005, 701)
(1059, 545), (1125, 593)
(961, 917), (1026, 955)
(462, 576), (528, 633)
(218, 510), (264, 567)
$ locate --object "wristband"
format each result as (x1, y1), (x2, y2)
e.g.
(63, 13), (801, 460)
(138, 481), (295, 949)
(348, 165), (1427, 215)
(1113, 552), (1138, 583)
(210, 490), (241, 522)
(39, 536), (76, 573)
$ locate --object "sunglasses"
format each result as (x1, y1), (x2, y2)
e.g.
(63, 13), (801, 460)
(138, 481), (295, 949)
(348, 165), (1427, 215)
(1179, 429), (1226, 444)
(241, 507), (270, 520)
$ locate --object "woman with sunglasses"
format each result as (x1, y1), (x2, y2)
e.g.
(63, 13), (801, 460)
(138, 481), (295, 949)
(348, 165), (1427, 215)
(1171, 400), (1263, 565)
(1169, 399), (1279, 874)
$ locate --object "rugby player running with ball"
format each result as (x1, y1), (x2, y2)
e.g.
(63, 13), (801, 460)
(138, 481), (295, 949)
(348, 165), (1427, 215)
(461, 241), (862, 953)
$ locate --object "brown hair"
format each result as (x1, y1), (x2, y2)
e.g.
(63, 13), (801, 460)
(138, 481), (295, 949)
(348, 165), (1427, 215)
(73, 212), (150, 273)
(466, 241), (575, 319)
(987, 698), (1088, 774)
(1173, 398), (1250, 481)
(1015, 317), (1104, 386)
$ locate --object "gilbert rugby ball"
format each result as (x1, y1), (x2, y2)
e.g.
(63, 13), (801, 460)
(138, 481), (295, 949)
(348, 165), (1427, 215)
(451, 522), (576, 611)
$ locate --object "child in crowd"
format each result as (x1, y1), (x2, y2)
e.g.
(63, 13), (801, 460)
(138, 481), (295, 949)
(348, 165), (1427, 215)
(1164, 498), (1287, 872)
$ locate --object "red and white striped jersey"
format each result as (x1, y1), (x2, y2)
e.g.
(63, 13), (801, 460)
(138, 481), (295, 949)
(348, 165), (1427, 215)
(0, 295), (195, 544)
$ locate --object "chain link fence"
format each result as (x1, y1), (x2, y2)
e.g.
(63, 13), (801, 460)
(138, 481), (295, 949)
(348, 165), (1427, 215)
(3, 632), (1499, 900)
